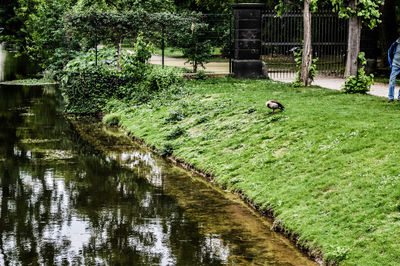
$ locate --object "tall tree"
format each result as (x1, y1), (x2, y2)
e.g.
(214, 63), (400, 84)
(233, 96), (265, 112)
(15, 0), (78, 69)
(276, 0), (318, 86)
(70, 0), (175, 71)
(302, 0), (313, 86)
(73, 0), (175, 12)
(0, 0), (32, 51)
(332, 0), (384, 77)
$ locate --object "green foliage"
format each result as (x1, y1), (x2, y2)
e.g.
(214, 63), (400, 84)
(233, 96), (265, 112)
(275, 0), (319, 15)
(65, 10), (211, 73)
(342, 52), (374, 94)
(292, 48), (318, 87)
(61, 36), (183, 113)
(12, 0), (78, 69)
(128, 34), (153, 64)
(64, 48), (118, 71)
(147, 66), (183, 91)
(331, 0), (384, 29)
(61, 67), (132, 114)
(181, 24), (213, 73)
(166, 126), (186, 140)
(103, 113), (121, 126)
(0, 1), (26, 50)
(74, 0), (175, 12)
(165, 110), (186, 124)
(159, 142), (174, 157)
(324, 246), (349, 264)
(194, 70), (208, 80)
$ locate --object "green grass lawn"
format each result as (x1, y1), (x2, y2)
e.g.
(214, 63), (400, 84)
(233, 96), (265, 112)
(153, 47), (185, 58)
(374, 76), (390, 84)
(105, 78), (400, 264)
(152, 47), (230, 62)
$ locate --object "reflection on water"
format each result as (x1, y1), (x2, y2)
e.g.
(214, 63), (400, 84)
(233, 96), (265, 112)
(0, 84), (314, 265)
(0, 45), (5, 81)
(0, 44), (38, 82)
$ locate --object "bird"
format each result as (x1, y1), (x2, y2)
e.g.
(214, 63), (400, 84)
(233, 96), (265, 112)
(266, 100), (284, 114)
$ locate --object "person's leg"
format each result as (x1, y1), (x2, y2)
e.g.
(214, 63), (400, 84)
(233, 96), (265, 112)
(389, 66), (400, 100)
(395, 67), (400, 100)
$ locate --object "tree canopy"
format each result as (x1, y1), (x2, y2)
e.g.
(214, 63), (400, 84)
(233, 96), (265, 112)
(332, 0), (384, 29)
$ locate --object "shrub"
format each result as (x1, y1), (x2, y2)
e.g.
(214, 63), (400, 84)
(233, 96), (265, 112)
(60, 67), (131, 114)
(175, 22), (212, 73)
(121, 34), (153, 83)
(61, 36), (183, 113)
(64, 48), (117, 71)
(103, 113), (121, 126)
(342, 52), (374, 94)
(147, 66), (183, 91)
(194, 70), (208, 80)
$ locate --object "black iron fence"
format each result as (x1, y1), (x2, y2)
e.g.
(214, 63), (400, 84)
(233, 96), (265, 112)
(261, 10), (348, 79)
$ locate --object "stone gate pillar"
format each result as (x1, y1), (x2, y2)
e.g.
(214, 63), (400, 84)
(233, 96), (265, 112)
(232, 3), (267, 79)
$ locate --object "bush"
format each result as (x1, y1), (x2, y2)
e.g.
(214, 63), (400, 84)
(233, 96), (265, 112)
(64, 48), (118, 71)
(121, 34), (153, 84)
(342, 52), (374, 94)
(61, 67), (132, 114)
(103, 113), (121, 126)
(147, 66), (183, 91)
(194, 70), (208, 80)
(61, 36), (184, 113)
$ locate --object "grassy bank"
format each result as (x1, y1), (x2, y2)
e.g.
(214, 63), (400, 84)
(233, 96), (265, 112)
(103, 78), (400, 264)
(0, 78), (57, 86)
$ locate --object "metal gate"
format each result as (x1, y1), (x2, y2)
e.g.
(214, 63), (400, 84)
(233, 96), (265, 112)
(261, 10), (348, 79)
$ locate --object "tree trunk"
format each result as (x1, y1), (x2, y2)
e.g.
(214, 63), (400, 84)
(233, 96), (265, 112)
(117, 35), (123, 72)
(301, 0), (312, 86)
(345, 0), (362, 77)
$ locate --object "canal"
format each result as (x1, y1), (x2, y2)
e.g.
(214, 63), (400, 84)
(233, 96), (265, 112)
(0, 48), (314, 265)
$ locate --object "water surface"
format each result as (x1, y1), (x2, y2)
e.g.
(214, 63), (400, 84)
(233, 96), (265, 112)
(0, 44), (38, 82)
(0, 46), (314, 265)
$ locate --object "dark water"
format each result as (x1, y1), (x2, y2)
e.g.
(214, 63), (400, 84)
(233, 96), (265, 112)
(0, 48), (314, 265)
(0, 44), (38, 82)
